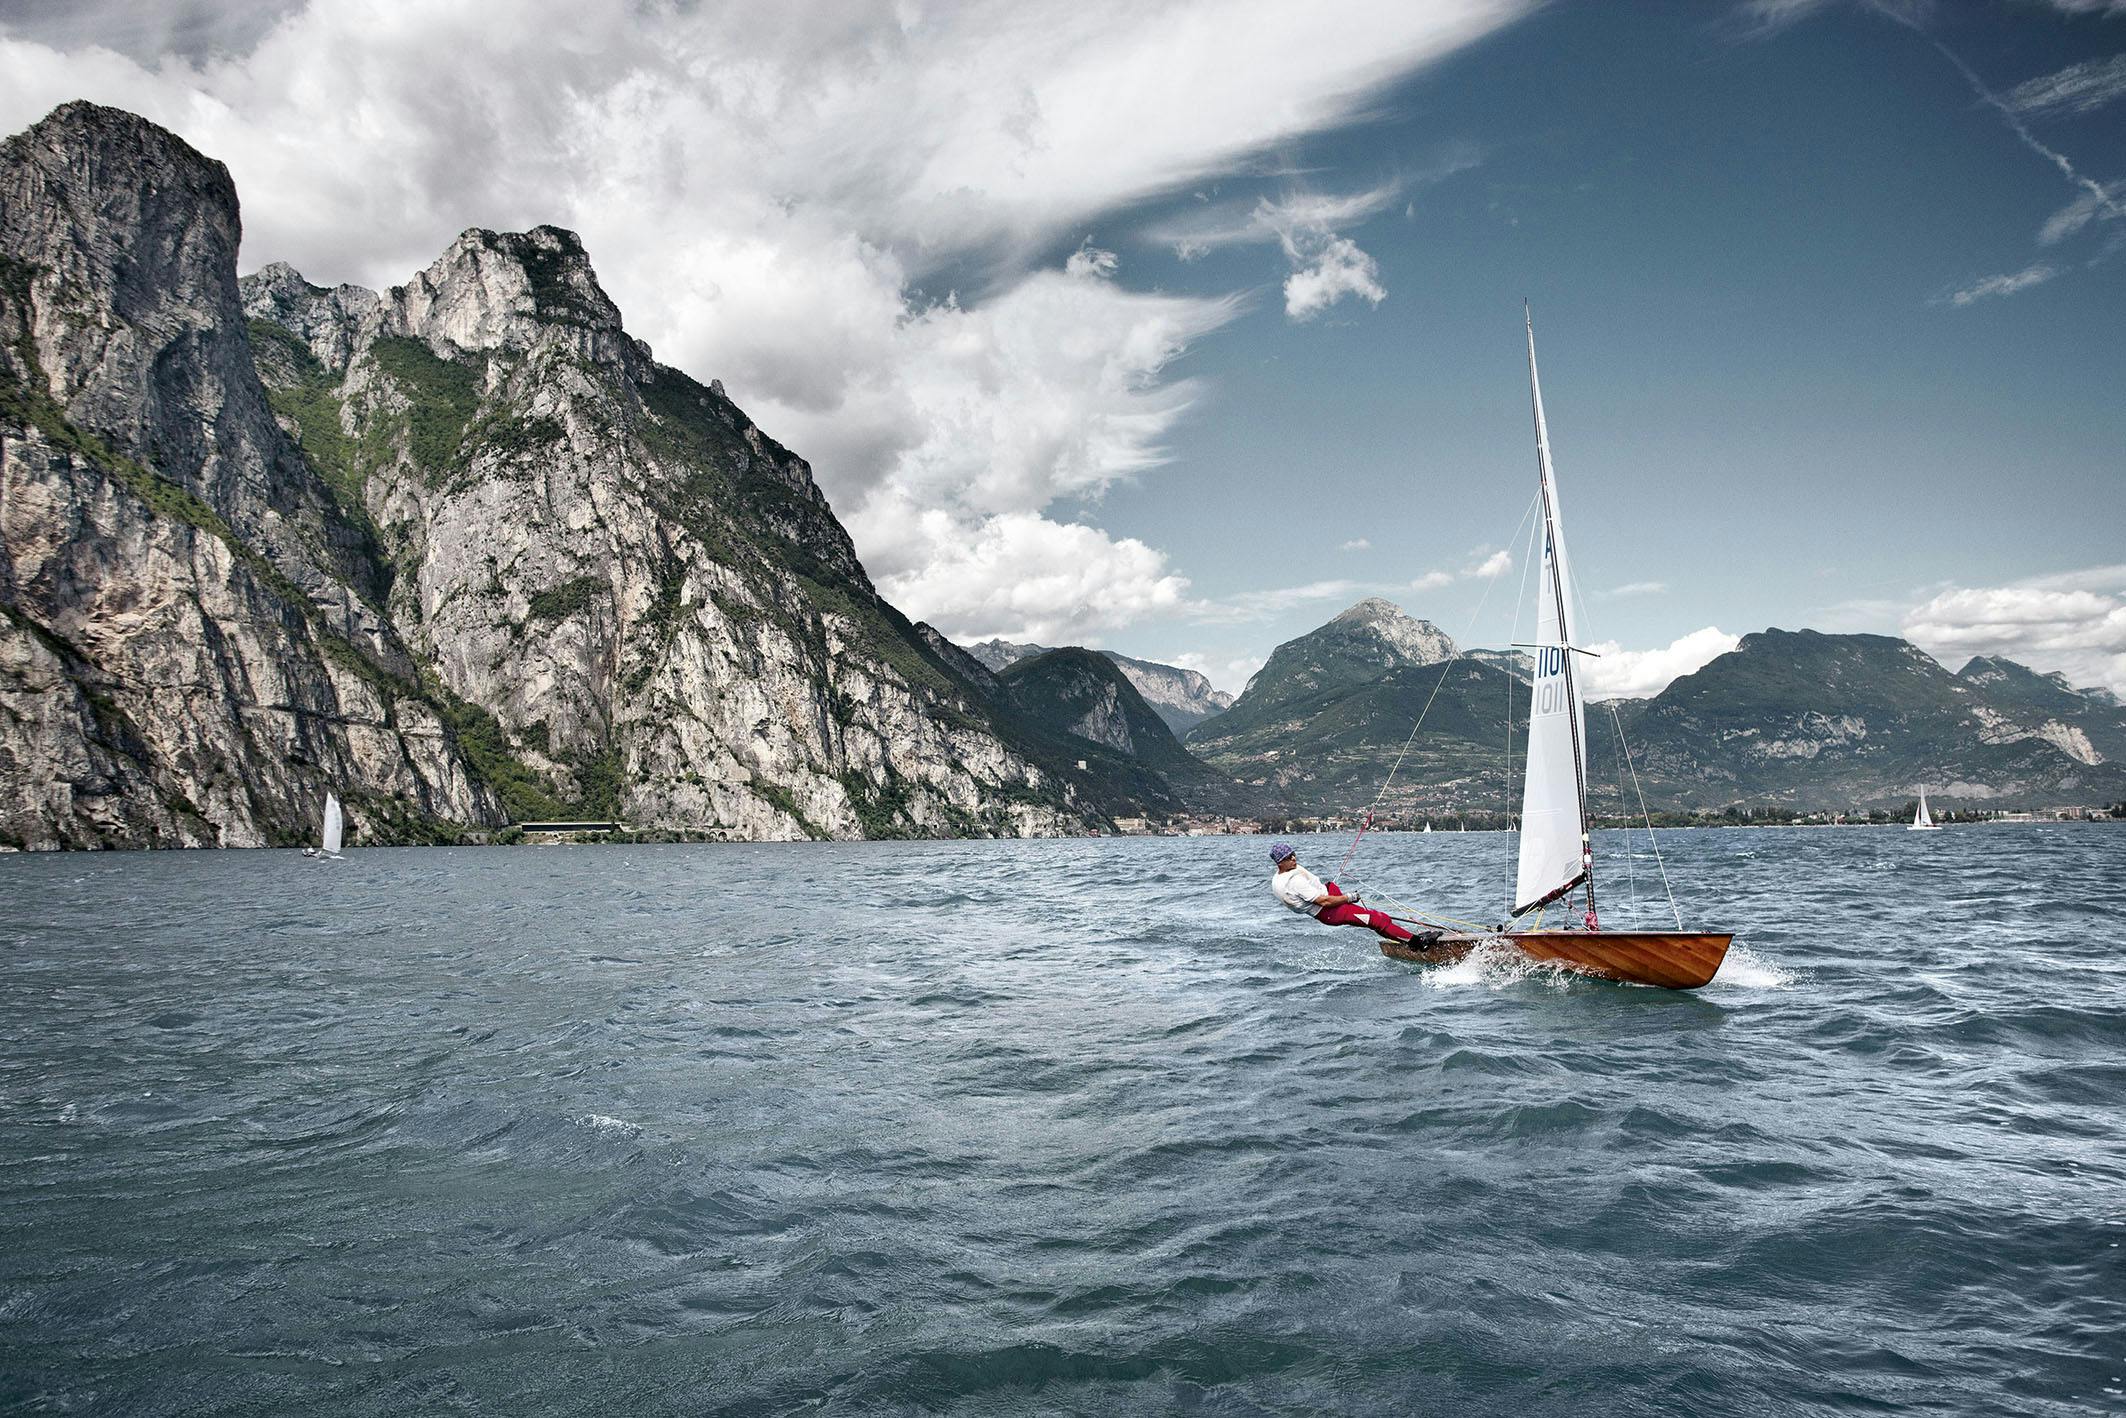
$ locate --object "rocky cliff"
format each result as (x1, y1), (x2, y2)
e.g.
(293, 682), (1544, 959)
(0, 103), (494, 848)
(0, 102), (1115, 846)
(996, 649), (1260, 817)
(963, 637), (1231, 734)
(1100, 651), (1233, 735)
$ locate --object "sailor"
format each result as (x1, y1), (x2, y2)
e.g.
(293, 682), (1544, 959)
(1267, 842), (1440, 944)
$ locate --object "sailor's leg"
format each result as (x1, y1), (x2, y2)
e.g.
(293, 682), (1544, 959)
(1317, 902), (1414, 942)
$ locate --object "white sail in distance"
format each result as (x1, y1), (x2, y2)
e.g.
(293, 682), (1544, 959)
(1515, 312), (1591, 916)
(322, 792), (344, 856)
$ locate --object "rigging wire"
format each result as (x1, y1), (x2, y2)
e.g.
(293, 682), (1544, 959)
(1332, 488), (1542, 884)
(1552, 539), (1684, 930)
(1607, 698), (1684, 931)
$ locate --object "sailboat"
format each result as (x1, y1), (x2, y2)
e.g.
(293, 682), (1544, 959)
(1908, 790), (1940, 832)
(1381, 311), (1733, 990)
(301, 791), (345, 860)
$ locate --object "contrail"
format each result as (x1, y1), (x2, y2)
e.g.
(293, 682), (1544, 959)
(1932, 39), (2126, 229)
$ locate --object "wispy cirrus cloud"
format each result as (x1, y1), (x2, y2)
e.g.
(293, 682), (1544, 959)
(0, 0), (1534, 645)
(1184, 578), (1370, 626)
(1605, 580), (1668, 598)
(2038, 182), (2126, 246)
(2006, 52), (2126, 119)
(1940, 261), (2059, 306)
(1738, 3), (2126, 303)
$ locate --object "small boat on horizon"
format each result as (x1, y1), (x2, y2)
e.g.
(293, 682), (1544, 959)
(301, 790), (345, 860)
(1908, 789), (1941, 832)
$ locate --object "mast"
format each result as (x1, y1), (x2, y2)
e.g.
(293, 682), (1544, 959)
(1515, 307), (1596, 920)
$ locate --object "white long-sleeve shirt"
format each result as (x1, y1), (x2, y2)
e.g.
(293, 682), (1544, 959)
(1270, 865), (1328, 917)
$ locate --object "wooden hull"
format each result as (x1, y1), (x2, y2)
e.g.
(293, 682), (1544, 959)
(1381, 930), (1734, 990)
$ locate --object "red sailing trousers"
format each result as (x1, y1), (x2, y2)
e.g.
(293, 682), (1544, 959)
(1313, 881), (1415, 943)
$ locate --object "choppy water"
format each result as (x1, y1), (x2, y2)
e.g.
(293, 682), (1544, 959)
(2, 826), (2123, 1416)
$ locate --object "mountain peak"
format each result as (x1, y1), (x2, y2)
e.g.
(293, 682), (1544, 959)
(386, 224), (625, 357)
(1333, 595), (1404, 622)
(1325, 597), (1458, 664)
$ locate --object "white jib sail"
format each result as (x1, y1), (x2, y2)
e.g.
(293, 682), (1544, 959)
(1915, 791), (1932, 828)
(322, 792), (344, 856)
(1515, 313), (1591, 916)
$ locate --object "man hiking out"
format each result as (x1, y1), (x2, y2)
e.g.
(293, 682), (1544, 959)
(1267, 842), (1440, 945)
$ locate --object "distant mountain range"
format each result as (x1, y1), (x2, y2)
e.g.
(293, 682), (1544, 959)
(966, 640), (1233, 733)
(1185, 603), (2126, 816)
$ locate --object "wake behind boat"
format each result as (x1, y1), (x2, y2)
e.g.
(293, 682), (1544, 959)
(1375, 311), (1732, 990)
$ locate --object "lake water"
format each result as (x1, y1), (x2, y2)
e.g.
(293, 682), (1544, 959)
(2, 826), (2122, 1415)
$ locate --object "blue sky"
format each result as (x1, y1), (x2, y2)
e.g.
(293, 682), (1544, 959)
(3, 0), (2121, 696)
(1074, 1), (2126, 693)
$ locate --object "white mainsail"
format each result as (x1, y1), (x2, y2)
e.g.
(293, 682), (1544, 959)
(1515, 312), (1592, 916)
(321, 791), (344, 856)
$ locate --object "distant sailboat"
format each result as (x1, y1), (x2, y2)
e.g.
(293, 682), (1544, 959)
(1381, 311), (1734, 990)
(1908, 790), (1941, 832)
(1423, 822), (1433, 833)
(302, 791), (345, 859)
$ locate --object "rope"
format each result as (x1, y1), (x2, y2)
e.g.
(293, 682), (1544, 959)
(1607, 698), (1683, 930)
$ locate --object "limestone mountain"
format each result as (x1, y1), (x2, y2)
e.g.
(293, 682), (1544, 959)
(0, 102), (496, 847)
(0, 101), (1144, 846)
(1100, 651), (1233, 734)
(1186, 597), (1457, 752)
(995, 649), (1259, 816)
(962, 638), (1232, 734)
(964, 639), (1050, 672)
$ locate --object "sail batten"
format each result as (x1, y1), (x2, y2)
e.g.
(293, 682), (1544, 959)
(1514, 311), (1594, 917)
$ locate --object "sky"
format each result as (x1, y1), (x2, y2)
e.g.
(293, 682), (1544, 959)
(2, 0), (2122, 699)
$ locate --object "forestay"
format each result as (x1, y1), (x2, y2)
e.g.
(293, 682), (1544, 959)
(1514, 313), (1592, 916)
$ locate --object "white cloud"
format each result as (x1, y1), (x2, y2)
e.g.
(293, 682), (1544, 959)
(1469, 549), (1513, 579)
(2038, 182), (2126, 247)
(1284, 235), (1387, 320)
(1148, 179), (1414, 320)
(1580, 627), (1741, 700)
(2008, 53), (2126, 118)
(1167, 650), (1269, 695)
(878, 511), (1189, 644)
(0, 0), (1532, 641)
(1151, 184), (1405, 258)
(1186, 578), (1366, 625)
(1341, 537), (1373, 552)
(1411, 570), (1454, 591)
(1605, 580), (1667, 597)
(1942, 263), (2058, 306)
(1904, 566), (2126, 698)
(1064, 243), (1120, 279)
